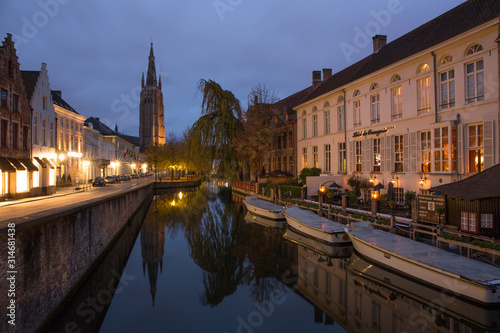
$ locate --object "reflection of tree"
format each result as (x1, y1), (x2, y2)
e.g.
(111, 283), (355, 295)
(186, 198), (248, 307)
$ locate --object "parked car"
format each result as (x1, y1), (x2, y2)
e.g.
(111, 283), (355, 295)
(132, 173), (139, 179)
(105, 176), (117, 184)
(92, 177), (106, 187)
(124, 174), (132, 181)
(113, 175), (122, 182)
(140, 172), (147, 177)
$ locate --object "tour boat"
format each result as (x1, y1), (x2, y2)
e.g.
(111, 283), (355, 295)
(243, 196), (285, 220)
(345, 221), (500, 304)
(244, 212), (286, 229)
(283, 228), (353, 258)
(283, 206), (350, 244)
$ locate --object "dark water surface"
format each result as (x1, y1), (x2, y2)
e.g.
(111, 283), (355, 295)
(46, 185), (500, 333)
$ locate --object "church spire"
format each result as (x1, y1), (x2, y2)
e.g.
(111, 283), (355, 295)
(146, 42), (157, 87)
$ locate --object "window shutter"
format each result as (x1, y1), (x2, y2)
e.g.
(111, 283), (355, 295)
(387, 136), (393, 173)
(380, 136), (386, 173)
(403, 133), (409, 173)
(410, 132), (417, 173)
(349, 141), (354, 173)
(483, 120), (494, 169)
(457, 124), (463, 174)
(362, 138), (370, 172)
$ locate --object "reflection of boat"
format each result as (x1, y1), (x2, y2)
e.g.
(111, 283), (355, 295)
(244, 212), (286, 229)
(243, 196), (285, 220)
(283, 228), (352, 258)
(345, 221), (500, 304)
(283, 206), (350, 244)
(347, 253), (500, 331)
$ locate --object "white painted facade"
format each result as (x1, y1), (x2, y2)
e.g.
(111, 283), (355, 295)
(296, 20), (499, 200)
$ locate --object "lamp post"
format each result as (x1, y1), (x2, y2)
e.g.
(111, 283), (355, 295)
(318, 181), (341, 217)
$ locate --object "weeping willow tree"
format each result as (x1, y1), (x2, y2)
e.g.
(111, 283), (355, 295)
(189, 79), (243, 181)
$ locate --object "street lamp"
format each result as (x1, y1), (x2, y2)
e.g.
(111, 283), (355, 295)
(418, 172), (427, 186)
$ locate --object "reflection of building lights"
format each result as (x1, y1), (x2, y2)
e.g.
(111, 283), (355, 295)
(83, 161), (90, 167)
(171, 200), (176, 206)
(67, 152), (82, 158)
(59, 154), (66, 161)
(178, 192), (183, 200)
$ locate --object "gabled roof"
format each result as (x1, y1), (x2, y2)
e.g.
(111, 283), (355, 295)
(273, 86), (313, 125)
(20, 70), (40, 102)
(85, 117), (117, 136)
(119, 134), (140, 147)
(51, 90), (79, 114)
(430, 164), (500, 200)
(303, 0), (500, 103)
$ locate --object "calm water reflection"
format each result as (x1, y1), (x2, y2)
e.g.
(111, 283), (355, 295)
(47, 185), (500, 333)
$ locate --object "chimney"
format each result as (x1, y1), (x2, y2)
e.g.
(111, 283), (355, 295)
(312, 70), (322, 89)
(96, 117), (100, 122)
(322, 68), (332, 81)
(53, 90), (62, 98)
(372, 35), (387, 53)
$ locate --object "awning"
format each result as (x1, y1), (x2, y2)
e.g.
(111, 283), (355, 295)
(34, 157), (46, 168)
(0, 157), (16, 172)
(42, 158), (55, 169)
(6, 158), (26, 171)
(50, 158), (59, 168)
(18, 158), (39, 172)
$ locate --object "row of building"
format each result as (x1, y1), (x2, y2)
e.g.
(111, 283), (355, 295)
(0, 33), (143, 200)
(260, 0), (500, 202)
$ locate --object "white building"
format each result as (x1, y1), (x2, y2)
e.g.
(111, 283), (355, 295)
(21, 63), (57, 194)
(295, 0), (500, 201)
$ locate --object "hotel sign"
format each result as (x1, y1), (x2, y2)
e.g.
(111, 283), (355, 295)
(417, 194), (445, 224)
(353, 126), (394, 138)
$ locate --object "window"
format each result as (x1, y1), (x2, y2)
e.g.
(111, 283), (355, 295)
(12, 94), (19, 112)
(324, 144), (331, 172)
(394, 187), (404, 204)
(370, 83), (379, 91)
(59, 131), (63, 150)
(338, 279), (346, 304)
(339, 142), (346, 172)
(289, 156), (293, 172)
(417, 63), (430, 73)
(65, 133), (69, 150)
(466, 44), (483, 56)
(302, 147), (307, 168)
(481, 214), (493, 229)
(277, 156), (282, 171)
(12, 122), (19, 149)
(1, 119), (8, 147)
(461, 212), (477, 233)
(440, 55), (454, 66)
(353, 89), (360, 97)
(371, 94), (380, 124)
(394, 135), (403, 172)
(355, 140), (362, 172)
(312, 106), (317, 112)
(338, 105), (345, 131)
(468, 124), (483, 173)
(50, 122), (54, 147)
(288, 131), (293, 148)
(1, 89), (7, 107)
(417, 77), (431, 113)
(420, 131), (431, 172)
(353, 100), (361, 127)
(434, 126), (456, 172)
(312, 115), (318, 137)
(313, 265), (319, 288)
(33, 116), (38, 145)
(373, 138), (380, 172)
(440, 69), (455, 108)
(313, 146), (318, 168)
(302, 119), (307, 139)
(391, 74), (401, 83)
(324, 110), (330, 135)
(42, 96), (47, 110)
(42, 119), (46, 146)
(23, 125), (29, 150)
(466, 59), (484, 104)
(391, 86), (402, 120)
(372, 300), (382, 332)
(325, 272), (331, 297)
(324, 101), (330, 108)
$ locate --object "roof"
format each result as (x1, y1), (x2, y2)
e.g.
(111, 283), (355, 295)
(84, 117), (117, 136)
(303, 0), (500, 103)
(430, 164), (500, 200)
(272, 86), (313, 125)
(119, 134), (140, 146)
(51, 90), (79, 114)
(20, 70), (40, 102)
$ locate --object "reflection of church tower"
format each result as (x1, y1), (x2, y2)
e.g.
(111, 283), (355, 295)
(140, 202), (165, 306)
(139, 43), (165, 147)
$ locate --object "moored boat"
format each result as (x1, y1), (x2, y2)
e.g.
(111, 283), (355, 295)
(345, 221), (500, 304)
(283, 206), (350, 244)
(243, 196), (285, 220)
(284, 228), (353, 258)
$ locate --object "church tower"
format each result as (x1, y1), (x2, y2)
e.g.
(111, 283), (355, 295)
(139, 43), (165, 147)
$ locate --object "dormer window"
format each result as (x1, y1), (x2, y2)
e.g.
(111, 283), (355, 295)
(417, 63), (430, 74)
(466, 44), (483, 56)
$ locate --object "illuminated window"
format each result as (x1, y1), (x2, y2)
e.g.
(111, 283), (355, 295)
(313, 146), (318, 168)
(373, 138), (380, 172)
(355, 140), (362, 172)
(394, 135), (403, 172)
(468, 124), (483, 173)
(420, 131), (431, 172)
(338, 142), (346, 172)
(16, 170), (28, 192)
(417, 63), (430, 73)
(302, 147), (307, 168)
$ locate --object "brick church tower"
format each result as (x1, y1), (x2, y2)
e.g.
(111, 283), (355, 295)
(139, 43), (165, 147)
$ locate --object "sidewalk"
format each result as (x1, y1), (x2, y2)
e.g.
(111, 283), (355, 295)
(0, 185), (90, 208)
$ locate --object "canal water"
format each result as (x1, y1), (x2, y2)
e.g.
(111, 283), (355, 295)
(44, 185), (500, 333)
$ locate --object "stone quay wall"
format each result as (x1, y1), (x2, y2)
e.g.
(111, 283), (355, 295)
(0, 183), (154, 333)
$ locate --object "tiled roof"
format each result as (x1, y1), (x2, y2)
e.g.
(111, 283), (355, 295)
(20, 70), (40, 102)
(119, 134), (140, 146)
(85, 117), (117, 136)
(273, 86), (313, 125)
(430, 164), (500, 200)
(51, 90), (79, 114)
(304, 0), (500, 102)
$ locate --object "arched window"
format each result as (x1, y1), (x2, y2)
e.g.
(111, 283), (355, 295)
(323, 101), (330, 108)
(312, 106), (318, 112)
(417, 63), (430, 74)
(337, 95), (344, 103)
(466, 44), (483, 56)
(302, 110), (307, 116)
(439, 55), (454, 66)
(391, 74), (401, 83)
(370, 83), (379, 91)
(353, 89), (360, 97)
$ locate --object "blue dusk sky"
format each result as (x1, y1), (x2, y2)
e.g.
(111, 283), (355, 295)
(0, 0), (464, 138)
